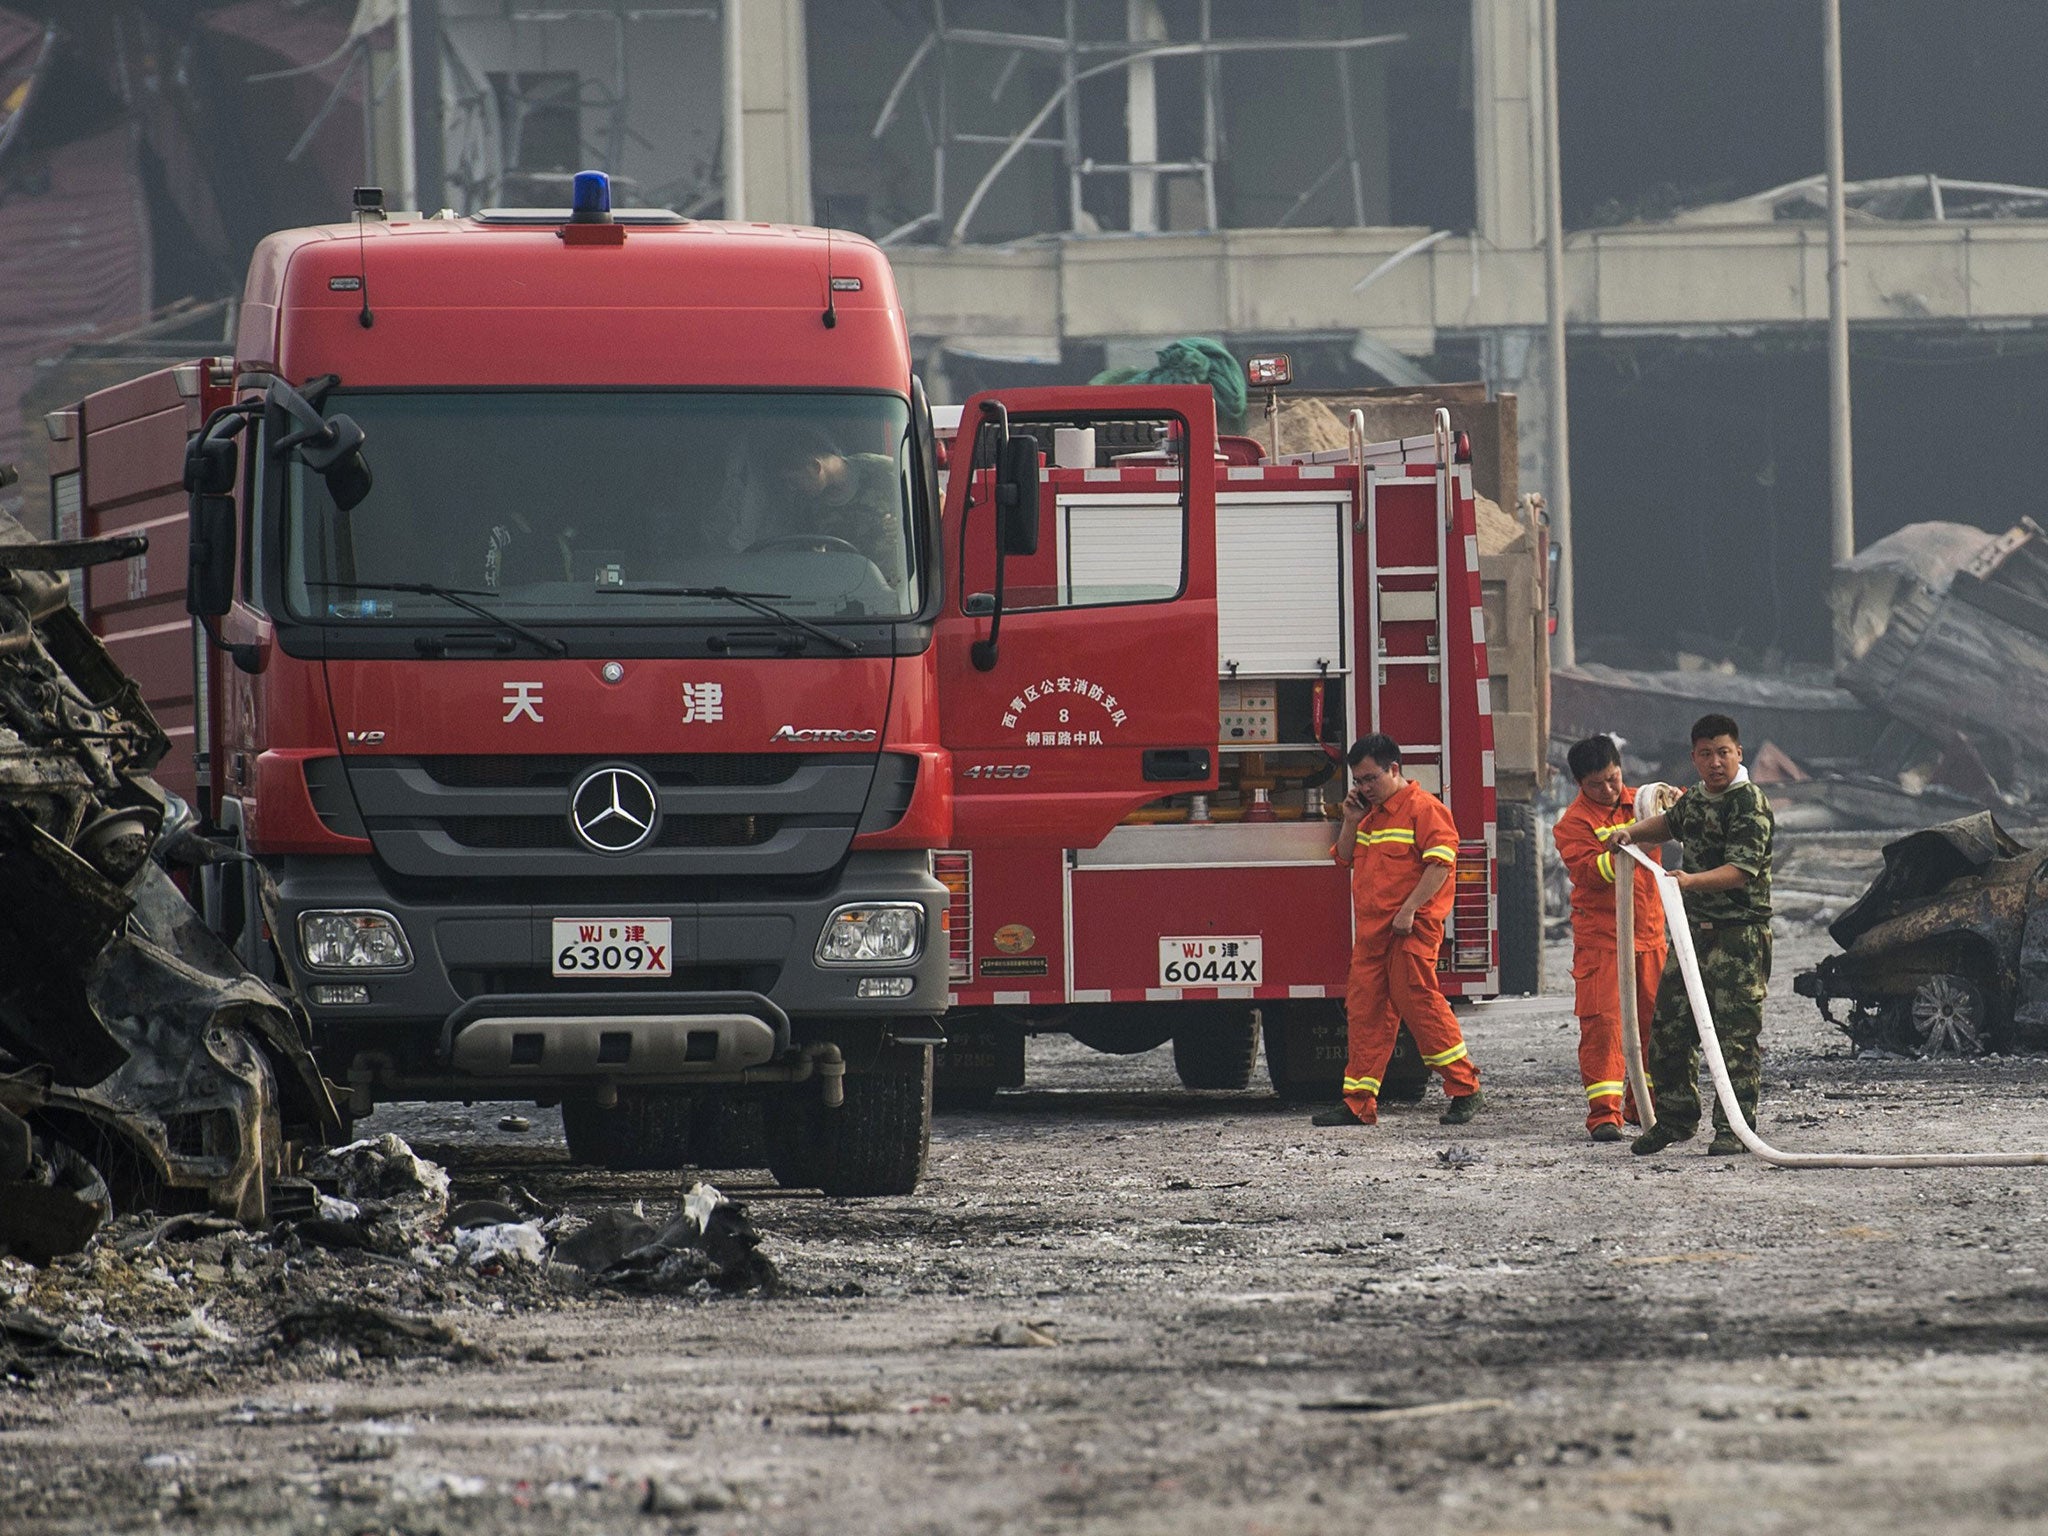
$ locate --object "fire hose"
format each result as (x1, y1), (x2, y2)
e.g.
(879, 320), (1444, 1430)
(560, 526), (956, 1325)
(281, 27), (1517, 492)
(1614, 840), (2048, 1168)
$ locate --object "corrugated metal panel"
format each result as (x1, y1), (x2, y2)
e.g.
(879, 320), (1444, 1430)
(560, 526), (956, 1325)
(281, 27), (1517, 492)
(1215, 496), (1346, 675)
(1058, 493), (1182, 607)
(1058, 489), (1349, 676)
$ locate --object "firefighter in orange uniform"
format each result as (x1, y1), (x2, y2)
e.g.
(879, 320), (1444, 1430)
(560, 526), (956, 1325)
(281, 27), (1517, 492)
(1552, 735), (1667, 1141)
(1313, 734), (1484, 1128)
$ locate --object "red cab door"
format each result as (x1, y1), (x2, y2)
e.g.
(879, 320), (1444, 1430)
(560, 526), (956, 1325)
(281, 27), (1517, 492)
(935, 385), (1220, 848)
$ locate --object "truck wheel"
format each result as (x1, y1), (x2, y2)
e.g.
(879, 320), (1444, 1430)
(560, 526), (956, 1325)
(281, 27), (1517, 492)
(1263, 1000), (1345, 1102)
(1172, 1011), (1261, 1090)
(767, 1043), (932, 1197)
(1263, 1001), (1428, 1104)
(562, 1088), (693, 1171)
(687, 1092), (768, 1169)
(1496, 799), (1544, 996)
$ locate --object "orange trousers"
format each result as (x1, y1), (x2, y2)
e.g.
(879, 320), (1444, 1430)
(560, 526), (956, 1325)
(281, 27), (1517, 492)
(1342, 938), (1480, 1119)
(1573, 943), (1666, 1130)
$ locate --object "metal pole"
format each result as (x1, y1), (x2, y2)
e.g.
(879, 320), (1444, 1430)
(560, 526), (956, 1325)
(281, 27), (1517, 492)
(1064, 0), (1084, 231)
(1824, 0), (1854, 563)
(1125, 0), (1161, 232)
(393, 0), (418, 211)
(1540, 0), (1574, 666)
(1198, 0), (1218, 230)
(722, 0), (746, 219)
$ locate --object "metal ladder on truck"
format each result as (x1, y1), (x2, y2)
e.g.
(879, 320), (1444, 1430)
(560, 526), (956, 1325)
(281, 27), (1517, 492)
(1360, 409), (1455, 803)
(1354, 409), (1496, 982)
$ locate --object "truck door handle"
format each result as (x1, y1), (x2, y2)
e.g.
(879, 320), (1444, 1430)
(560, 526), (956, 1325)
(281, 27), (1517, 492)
(1142, 747), (1212, 782)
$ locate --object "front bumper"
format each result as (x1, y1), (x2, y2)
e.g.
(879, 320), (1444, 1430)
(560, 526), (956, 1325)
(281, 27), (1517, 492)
(264, 849), (948, 1095)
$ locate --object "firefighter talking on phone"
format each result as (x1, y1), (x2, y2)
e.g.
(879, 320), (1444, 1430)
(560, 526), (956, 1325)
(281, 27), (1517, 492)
(1313, 734), (1485, 1129)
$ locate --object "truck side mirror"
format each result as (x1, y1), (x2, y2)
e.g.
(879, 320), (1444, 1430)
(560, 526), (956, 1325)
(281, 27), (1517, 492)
(268, 377), (374, 512)
(187, 493), (236, 617)
(183, 433), (238, 496)
(320, 431), (374, 513)
(995, 434), (1040, 556)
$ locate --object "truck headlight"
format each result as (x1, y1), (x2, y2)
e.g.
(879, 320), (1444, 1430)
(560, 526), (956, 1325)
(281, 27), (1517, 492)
(299, 910), (413, 970)
(816, 904), (924, 965)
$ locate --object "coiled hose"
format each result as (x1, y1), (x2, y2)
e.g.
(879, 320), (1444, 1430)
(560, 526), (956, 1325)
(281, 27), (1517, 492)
(1616, 842), (2048, 1168)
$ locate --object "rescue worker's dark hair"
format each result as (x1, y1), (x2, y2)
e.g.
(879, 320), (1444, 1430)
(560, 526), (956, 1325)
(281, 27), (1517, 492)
(1347, 733), (1401, 770)
(1690, 713), (1741, 745)
(1566, 734), (1621, 783)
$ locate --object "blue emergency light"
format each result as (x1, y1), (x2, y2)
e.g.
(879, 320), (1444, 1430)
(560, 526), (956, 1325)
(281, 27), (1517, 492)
(570, 170), (613, 224)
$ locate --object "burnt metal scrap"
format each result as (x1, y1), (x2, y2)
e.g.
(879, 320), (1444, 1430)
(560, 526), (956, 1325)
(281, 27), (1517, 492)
(1797, 813), (2048, 1057)
(0, 504), (338, 1262)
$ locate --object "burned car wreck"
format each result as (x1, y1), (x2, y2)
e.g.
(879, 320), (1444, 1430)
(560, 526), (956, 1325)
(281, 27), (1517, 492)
(0, 503), (338, 1262)
(1797, 812), (2048, 1056)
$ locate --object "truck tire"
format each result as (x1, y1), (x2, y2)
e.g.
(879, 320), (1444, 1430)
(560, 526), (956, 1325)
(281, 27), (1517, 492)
(1496, 799), (1544, 996)
(1172, 1011), (1261, 1090)
(767, 1043), (932, 1196)
(1263, 999), (1429, 1104)
(1263, 1000), (1345, 1102)
(687, 1092), (768, 1169)
(561, 1088), (693, 1171)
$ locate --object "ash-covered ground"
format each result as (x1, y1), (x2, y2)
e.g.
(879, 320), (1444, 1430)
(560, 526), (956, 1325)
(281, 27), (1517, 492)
(6, 835), (2048, 1534)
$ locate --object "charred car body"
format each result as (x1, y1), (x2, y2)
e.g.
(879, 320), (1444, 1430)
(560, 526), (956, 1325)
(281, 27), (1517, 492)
(1797, 813), (2048, 1056)
(0, 502), (338, 1259)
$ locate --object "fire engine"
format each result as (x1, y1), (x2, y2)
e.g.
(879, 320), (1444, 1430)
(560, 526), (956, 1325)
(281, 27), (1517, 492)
(929, 392), (1501, 1107)
(49, 173), (1226, 1194)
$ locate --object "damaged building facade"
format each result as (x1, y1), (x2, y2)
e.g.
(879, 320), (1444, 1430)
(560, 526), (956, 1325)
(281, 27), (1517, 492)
(8, 2), (2048, 667)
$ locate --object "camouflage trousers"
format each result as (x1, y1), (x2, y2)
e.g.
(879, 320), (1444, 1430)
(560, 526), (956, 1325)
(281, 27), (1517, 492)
(1645, 923), (1772, 1136)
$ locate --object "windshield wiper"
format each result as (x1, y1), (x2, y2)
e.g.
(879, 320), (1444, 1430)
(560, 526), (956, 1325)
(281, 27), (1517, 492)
(313, 580), (567, 656)
(600, 584), (861, 655)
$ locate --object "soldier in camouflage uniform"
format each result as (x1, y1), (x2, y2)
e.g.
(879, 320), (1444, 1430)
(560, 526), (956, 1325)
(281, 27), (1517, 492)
(1606, 713), (1774, 1157)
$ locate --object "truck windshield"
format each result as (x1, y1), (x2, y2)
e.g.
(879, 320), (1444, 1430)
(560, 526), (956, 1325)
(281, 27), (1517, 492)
(281, 391), (919, 625)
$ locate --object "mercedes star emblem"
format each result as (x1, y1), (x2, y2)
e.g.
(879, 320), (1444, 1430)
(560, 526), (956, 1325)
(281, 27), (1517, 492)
(568, 764), (660, 855)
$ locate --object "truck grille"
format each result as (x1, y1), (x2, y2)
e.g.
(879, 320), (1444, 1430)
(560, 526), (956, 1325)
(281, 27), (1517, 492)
(418, 754), (804, 789)
(438, 814), (779, 851)
(449, 962), (781, 999)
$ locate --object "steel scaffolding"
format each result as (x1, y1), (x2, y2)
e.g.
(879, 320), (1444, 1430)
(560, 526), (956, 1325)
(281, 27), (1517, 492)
(870, 0), (1405, 246)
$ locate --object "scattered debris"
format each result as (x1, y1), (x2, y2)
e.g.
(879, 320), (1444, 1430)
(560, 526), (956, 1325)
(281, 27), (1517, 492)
(643, 1475), (747, 1515)
(550, 1206), (658, 1273)
(1435, 1146), (1480, 1171)
(988, 1319), (1060, 1348)
(582, 1183), (777, 1295)
(0, 508), (340, 1256)
(272, 1301), (482, 1362)
(1837, 519), (2048, 805)
(303, 1134), (453, 1253)
(1298, 1396), (1510, 1420)
(455, 1222), (548, 1270)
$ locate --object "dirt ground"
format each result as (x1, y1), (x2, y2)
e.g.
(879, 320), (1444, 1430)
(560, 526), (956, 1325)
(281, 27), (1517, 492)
(8, 840), (2048, 1534)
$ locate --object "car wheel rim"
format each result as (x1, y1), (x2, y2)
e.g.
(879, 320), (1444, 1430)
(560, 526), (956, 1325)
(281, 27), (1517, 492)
(1911, 976), (1982, 1055)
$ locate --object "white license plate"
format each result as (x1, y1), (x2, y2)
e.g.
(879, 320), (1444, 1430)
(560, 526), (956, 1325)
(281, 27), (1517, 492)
(551, 918), (673, 978)
(1159, 935), (1262, 986)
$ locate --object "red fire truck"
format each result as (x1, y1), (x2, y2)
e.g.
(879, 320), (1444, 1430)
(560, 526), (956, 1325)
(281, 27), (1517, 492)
(48, 174), (1226, 1194)
(928, 405), (1500, 1107)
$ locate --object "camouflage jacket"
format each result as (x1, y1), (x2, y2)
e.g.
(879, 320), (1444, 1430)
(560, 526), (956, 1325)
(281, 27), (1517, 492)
(1665, 779), (1774, 925)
